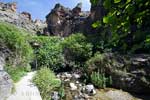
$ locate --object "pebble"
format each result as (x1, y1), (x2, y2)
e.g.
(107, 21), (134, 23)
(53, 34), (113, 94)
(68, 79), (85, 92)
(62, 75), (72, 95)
(70, 82), (77, 90)
(73, 73), (81, 79)
(51, 91), (59, 100)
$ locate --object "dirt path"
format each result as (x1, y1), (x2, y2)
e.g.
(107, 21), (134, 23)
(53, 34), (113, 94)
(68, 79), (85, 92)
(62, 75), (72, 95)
(7, 71), (42, 100)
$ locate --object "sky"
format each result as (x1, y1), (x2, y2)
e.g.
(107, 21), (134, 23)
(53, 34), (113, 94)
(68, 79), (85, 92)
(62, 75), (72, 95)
(2, 0), (91, 20)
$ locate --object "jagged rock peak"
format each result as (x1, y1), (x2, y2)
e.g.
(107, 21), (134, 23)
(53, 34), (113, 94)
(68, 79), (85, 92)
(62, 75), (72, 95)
(0, 2), (17, 12)
(45, 3), (89, 37)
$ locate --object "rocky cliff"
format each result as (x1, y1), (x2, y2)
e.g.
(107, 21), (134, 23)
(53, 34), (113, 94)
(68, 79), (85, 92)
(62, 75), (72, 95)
(0, 2), (46, 34)
(45, 3), (89, 37)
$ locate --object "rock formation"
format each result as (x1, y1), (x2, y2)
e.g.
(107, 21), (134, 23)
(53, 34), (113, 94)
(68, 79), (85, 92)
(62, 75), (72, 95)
(0, 2), (46, 34)
(87, 53), (150, 93)
(46, 3), (89, 37)
(21, 11), (32, 21)
(0, 2), (17, 12)
(0, 53), (13, 100)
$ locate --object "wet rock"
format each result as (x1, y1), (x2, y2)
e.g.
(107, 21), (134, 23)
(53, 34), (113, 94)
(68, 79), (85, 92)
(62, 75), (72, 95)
(64, 72), (72, 78)
(79, 84), (82, 87)
(64, 78), (70, 82)
(51, 91), (59, 100)
(73, 73), (81, 79)
(76, 81), (79, 84)
(70, 83), (77, 90)
(85, 84), (96, 95)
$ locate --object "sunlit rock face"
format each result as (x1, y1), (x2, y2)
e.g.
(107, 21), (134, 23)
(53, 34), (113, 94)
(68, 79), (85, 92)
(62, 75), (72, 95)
(21, 12), (32, 21)
(0, 2), (47, 34)
(0, 2), (17, 12)
(46, 3), (90, 37)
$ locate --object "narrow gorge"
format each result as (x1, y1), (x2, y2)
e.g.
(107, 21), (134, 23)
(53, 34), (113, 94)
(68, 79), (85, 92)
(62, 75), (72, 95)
(0, 0), (150, 100)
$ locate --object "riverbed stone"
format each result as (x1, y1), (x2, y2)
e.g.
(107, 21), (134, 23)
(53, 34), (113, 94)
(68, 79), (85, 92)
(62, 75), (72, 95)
(70, 82), (77, 90)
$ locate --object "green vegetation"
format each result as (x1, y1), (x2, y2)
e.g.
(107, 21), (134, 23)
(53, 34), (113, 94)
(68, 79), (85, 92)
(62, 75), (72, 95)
(0, 0), (149, 96)
(0, 22), (33, 67)
(90, 71), (112, 88)
(86, 53), (113, 88)
(32, 67), (61, 100)
(31, 36), (64, 71)
(62, 33), (93, 68)
(145, 35), (150, 50)
(30, 33), (93, 71)
(4, 65), (28, 82)
(86, 53), (106, 73)
(0, 22), (33, 82)
(90, 0), (150, 53)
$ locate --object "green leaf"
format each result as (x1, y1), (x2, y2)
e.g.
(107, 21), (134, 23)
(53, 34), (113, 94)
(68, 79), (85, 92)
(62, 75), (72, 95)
(90, 0), (98, 5)
(114, 0), (121, 3)
(103, 16), (109, 23)
(103, 0), (111, 9)
(92, 21), (101, 28)
(126, 0), (131, 4)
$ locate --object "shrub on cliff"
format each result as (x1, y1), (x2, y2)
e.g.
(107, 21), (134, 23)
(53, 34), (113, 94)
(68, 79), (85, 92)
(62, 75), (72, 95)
(62, 33), (93, 68)
(0, 22), (33, 82)
(0, 22), (33, 67)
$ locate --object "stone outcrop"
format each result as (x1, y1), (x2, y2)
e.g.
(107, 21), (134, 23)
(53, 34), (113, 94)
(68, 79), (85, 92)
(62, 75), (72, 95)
(87, 53), (150, 93)
(46, 3), (89, 37)
(21, 11), (32, 21)
(0, 2), (17, 12)
(0, 2), (46, 34)
(34, 19), (47, 35)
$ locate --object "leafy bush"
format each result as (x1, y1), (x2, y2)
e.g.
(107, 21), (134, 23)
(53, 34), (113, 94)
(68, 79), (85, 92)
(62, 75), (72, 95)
(90, 0), (150, 53)
(86, 53), (113, 88)
(4, 65), (27, 82)
(31, 36), (64, 71)
(32, 67), (61, 100)
(62, 33), (93, 68)
(0, 22), (33, 67)
(86, 53), (107, 73)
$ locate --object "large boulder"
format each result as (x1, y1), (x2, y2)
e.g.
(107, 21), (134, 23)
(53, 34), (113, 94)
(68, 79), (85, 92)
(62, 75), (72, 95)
(87, 53), (150, 93)
(46, 3), (89, 37)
